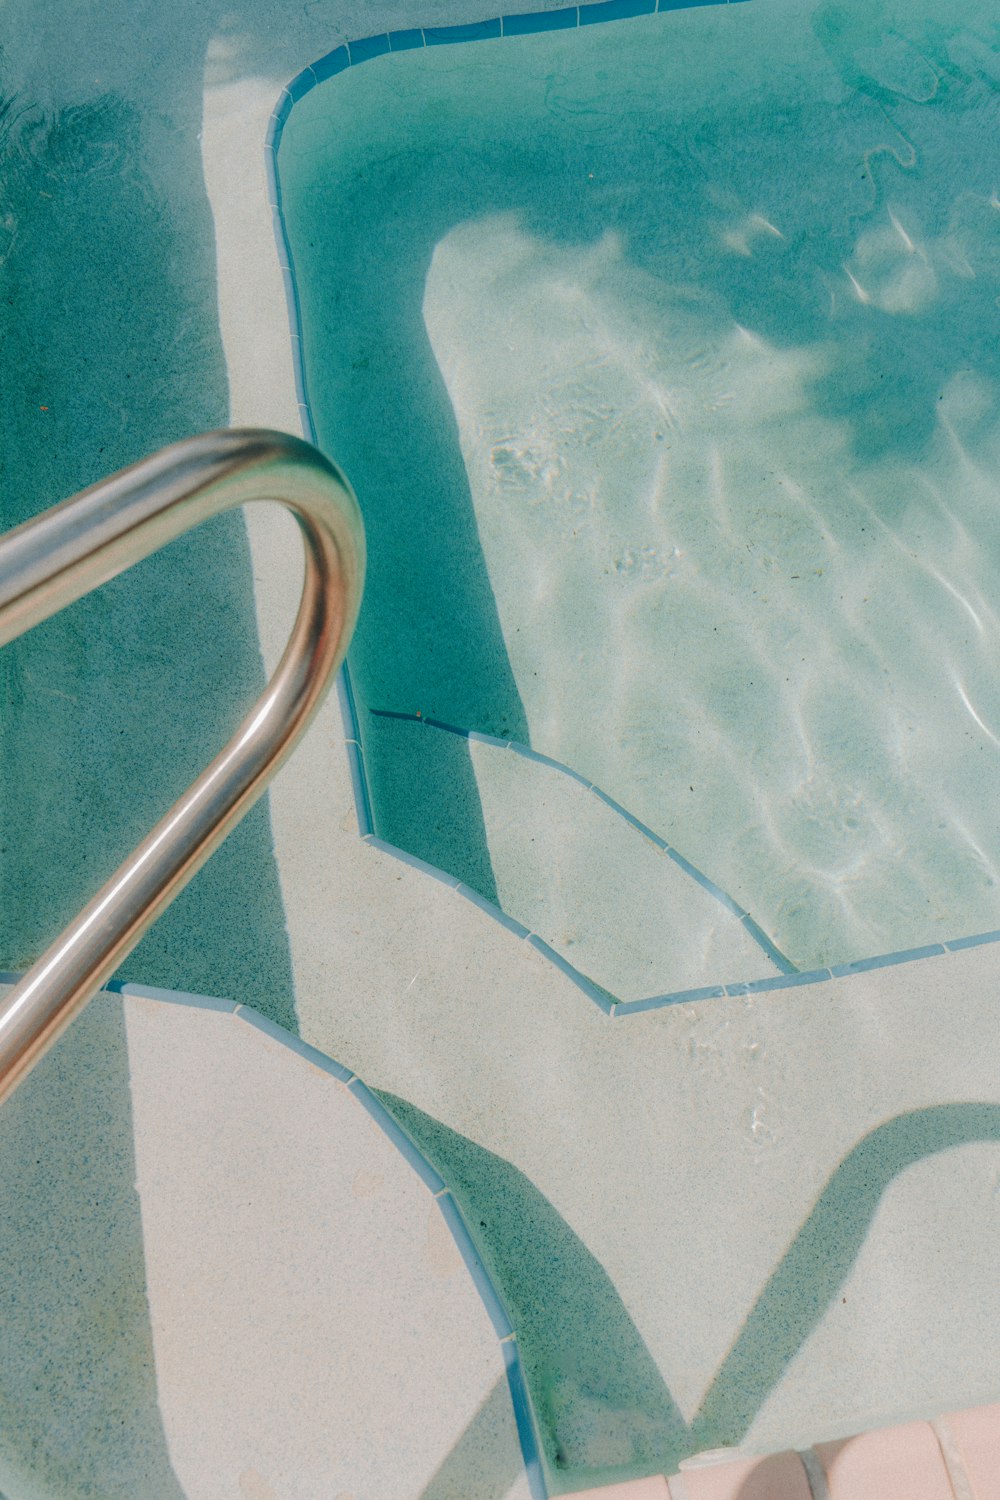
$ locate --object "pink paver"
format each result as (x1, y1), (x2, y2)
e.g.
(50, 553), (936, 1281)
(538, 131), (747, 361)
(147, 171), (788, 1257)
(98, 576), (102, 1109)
(670, 1451), (811, 1500)
(563, 1478), (670, 1500)
(815, 1420), (955, 1500)
(940, 1403), (1000, 1500)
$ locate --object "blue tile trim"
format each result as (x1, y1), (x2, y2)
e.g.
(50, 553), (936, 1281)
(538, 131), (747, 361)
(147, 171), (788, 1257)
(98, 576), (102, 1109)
(370, 706), (430, 725)
(348, 33), (391, 64)
(616, 984), (727, 1015)
(236, 1005), (354, 1079)
(337, 658), (363, 739)
(108, 980), (238, 1012)
(945, 928), (1000, 952)
(740, 913), (798, 975)
(424, 715), (472, 738)
(334, 665), (374, 836)
(310, 45), (350, 84)
(436, 1190), (515, 1337)
(724, 967), (832, 996)
(508, 738), (593, 787)
(526, 935), (615, 1013)
(828, 943), (946, 978)
(343, 736), (374, 837)
(503, 6), (579, 32)
(662, 846), (745, 917)
(590, 784), (660, 833)
(580, 0), (655, 21)
(363, 835), (463, 891)
(466, 728), (512, 749)
(502, 1339), (548, 1499)
(389, 28), (426, 50)
(425, 19), (503, 44)
(455, 882), (533, 938)
(347, 1078), (448, 1192)
(263, 112), (282, 153)
(271, 92), (294, 140)
(286, 68), (315, 102)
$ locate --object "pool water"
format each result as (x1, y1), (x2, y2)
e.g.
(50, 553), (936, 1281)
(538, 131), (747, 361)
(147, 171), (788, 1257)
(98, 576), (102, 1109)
(4, 0), (1000, 1494)
(272, 2), (1000, 1488)
(281, 0), (1000, 993)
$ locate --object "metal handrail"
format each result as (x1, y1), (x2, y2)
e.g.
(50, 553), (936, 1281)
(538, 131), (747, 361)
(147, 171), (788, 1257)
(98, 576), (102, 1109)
(0, 428), (365, 1105)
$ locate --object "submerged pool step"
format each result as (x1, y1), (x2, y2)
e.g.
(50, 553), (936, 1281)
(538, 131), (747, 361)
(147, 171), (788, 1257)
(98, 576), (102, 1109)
(369, 712), (786, 1003)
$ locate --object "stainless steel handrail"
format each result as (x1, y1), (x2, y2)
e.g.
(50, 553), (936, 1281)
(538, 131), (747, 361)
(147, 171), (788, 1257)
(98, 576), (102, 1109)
(0, 428), (365, 1106)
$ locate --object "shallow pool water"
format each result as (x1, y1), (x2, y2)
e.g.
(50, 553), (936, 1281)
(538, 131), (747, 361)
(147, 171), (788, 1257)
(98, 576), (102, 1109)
(282, 0), (1000, 990)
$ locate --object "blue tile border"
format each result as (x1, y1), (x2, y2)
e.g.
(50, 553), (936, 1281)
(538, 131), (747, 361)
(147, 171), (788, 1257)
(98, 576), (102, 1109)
(828, 943), (946, 978)
(455, 881), (533, 938)
(527, 934), (616, 1014)
(236, 1003), (354, 1080)
(581, 0), (655, 23)
(426, 17), (504, 43)
(348, 33), (392, 64)
(363, 835), (463, 892)
(389, 28), (426, 50)
(436, 1189), (515, 1337)
(310, 44), (350, 84)
(347, 1076), (448, 1192)
(503, 7), (579, 33)
(503, 1337), (548, 1499)
(106, 979), (238, 1012)
(616, 983), (727, 1016)
(945, 928), (1000, 952)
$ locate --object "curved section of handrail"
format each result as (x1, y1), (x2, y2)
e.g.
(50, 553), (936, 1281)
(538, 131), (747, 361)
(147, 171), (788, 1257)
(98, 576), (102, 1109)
(0, 428), (365, 1106)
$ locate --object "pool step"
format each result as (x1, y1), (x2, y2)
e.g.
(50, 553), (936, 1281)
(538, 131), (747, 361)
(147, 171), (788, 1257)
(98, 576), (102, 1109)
(466, 731), (787, 1001)
(368, 711), (787, 1003)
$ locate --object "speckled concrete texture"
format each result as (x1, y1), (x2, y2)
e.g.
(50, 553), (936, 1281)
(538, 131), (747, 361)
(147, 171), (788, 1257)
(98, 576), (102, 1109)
(0, 983), (532, 1498)
(123, 992), (529, 1499)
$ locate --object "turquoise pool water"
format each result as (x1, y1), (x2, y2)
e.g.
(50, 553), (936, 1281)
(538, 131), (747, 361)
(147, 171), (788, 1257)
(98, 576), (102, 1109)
(0, 12), (296, 1026)
(281, 0), (1000, 994)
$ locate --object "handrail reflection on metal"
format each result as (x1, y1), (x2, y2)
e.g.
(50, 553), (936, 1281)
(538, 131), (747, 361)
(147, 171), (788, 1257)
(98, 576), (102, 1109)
(0, 428), (365, 1106)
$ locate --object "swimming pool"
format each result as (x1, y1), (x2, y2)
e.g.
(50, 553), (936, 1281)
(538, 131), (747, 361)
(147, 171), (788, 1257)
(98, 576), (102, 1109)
(4, 0), (1000, 1494)
(264, 0), (1000, 1490)
(280, 0), (1000, 1005)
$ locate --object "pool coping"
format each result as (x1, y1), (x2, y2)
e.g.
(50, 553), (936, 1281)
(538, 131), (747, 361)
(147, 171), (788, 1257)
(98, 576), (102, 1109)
(0, 970), (547, 1500)
(264, 0), (1000, 1024)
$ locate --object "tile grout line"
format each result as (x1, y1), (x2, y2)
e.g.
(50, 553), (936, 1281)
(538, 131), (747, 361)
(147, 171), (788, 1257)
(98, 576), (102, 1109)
(798, 1447), (831, 1500)
(931, 1417), (975, 1500)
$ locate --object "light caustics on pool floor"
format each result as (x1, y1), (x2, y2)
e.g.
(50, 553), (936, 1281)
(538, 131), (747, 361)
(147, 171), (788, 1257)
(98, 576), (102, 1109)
(280, 0), (1000, 1002)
